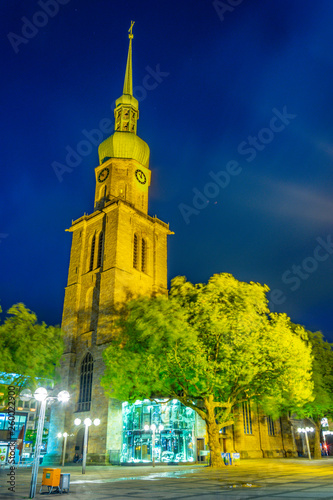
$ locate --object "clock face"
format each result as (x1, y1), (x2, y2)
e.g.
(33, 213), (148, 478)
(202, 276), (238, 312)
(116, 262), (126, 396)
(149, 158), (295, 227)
(135, 169), (147, 185)
(98, 167), (110, 183)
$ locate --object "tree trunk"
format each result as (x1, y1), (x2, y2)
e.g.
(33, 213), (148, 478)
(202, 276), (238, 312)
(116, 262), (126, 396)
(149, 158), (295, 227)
(313, 419), (322, 460)
(204, 396), (225, 468)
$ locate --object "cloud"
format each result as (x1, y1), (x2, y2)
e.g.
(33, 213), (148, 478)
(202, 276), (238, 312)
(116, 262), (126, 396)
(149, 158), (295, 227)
(245, 176), (333, 226)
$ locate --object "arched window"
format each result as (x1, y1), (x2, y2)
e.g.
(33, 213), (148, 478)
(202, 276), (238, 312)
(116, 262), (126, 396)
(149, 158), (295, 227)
(267, 416), (275, 436)
(78, 353), (93, 412)
(242, 401), (252, 435)
(97, 232), (104, 268)
(141, 238), (147, 273)
(89, 235), (96, 272)
(133, 233), (138, 269)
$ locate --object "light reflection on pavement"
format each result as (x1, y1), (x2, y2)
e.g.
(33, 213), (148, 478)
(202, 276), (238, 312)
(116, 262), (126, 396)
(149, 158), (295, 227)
(71, 468), (198, 483)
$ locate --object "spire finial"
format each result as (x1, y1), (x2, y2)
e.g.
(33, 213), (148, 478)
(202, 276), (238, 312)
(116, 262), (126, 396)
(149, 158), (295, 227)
(129, 20), (135, 39)
(123, 21), (134, 96)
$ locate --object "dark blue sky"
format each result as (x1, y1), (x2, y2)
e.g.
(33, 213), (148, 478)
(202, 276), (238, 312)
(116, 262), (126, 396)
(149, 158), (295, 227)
(1, 0), (333, 341)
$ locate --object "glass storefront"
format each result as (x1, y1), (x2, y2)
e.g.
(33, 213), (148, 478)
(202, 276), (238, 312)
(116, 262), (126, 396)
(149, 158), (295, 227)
(0, 412), (27, 441)
(121, 399), (195, 464)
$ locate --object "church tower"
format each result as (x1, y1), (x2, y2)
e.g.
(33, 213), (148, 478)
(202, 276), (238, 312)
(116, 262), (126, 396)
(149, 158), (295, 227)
(47, 24), (173, 463)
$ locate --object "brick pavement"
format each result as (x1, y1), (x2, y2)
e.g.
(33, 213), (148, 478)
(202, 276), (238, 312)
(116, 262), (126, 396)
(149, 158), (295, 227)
(1, 458), (333, 499)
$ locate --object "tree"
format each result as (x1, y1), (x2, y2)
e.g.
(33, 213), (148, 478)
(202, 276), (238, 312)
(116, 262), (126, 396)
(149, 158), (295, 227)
(294, 328), (333, 459)
(101, 273), (313, 468)
(0, 303), (64, 390)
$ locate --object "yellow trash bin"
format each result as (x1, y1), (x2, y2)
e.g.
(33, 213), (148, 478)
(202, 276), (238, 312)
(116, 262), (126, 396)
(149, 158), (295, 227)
(41, 468), (61, 493)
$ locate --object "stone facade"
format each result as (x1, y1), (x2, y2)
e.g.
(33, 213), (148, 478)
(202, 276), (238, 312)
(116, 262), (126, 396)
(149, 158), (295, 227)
(46, 31), (173, 465)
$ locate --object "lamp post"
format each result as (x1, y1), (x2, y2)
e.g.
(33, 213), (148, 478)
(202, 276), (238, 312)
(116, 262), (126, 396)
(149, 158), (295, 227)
(20, 388), (70, 499)
(57, 432), (69, 467)
(144, 424), (164, 467)
(74, 418), (100, 474)
(297, 427), (314, 460)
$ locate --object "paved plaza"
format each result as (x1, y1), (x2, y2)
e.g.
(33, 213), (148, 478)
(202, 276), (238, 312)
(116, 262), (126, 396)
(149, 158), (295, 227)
(1, 458), (333, 499)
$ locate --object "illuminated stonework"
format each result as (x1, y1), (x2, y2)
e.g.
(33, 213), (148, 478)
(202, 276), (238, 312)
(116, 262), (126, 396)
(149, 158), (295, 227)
(46, 26), (173, 465)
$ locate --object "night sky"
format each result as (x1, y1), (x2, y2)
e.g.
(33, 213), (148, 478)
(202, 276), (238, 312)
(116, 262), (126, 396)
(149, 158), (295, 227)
(1, 0), (333, 341)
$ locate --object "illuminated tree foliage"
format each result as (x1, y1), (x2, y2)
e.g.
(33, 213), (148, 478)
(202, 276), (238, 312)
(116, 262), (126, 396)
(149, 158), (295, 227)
(0, 303), (64, 389)
(102, 273), (313, 468)
(296, 328), (333, 459)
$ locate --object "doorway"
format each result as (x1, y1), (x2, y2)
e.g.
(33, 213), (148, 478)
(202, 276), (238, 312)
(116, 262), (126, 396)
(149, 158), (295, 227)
(197, 438), (205, 462)
(75, 428), (85, 459)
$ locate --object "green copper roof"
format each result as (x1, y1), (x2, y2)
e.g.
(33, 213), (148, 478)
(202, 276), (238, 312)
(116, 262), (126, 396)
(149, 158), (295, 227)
(98, 131), (150, 167)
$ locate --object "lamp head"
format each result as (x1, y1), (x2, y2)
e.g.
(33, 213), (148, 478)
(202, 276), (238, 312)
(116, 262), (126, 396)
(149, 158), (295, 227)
(74, 418), (81, 426)
(20, 389), (32, 402)
(84, 418), (92, 427)
(57, 390), (70, 403)
(34, 387), (48, 401)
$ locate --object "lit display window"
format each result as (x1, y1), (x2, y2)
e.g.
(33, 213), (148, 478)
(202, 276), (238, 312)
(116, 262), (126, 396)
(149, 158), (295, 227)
(0, 412), (27, 440)
(121, 399), (195, 464)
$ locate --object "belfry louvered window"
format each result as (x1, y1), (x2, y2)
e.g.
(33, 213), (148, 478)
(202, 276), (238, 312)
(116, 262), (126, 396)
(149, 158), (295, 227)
(77, 353), (93, 412)
(141, 238), (146, 273)
(89, 235), (96, 272)
(133, 234), (138, 269)
(97, 232), (104, 268)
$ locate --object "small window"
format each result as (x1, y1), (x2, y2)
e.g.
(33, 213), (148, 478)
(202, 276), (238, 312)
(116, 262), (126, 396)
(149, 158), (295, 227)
(133, 234), (138, 269)
(89, 235), (96, 272)
(141, 238), (146, 273)
(267, 416), (275, 436)
(97, 232), (104, 268)
(85, 287), (94, 331)
(118, 182), (125, 198)
(242, 401), (252, 434)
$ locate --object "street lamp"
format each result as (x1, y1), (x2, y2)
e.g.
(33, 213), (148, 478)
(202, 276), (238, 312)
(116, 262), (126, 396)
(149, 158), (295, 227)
(20, 387), (70, 499)
(297, 427), (314, 460)
(144, 424), (164, 467)
(57, 432), (69, 467)
(74, 417), (100, 474)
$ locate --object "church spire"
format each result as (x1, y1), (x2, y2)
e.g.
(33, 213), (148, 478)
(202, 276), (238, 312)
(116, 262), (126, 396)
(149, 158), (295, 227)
(98, 23), (150, 167)
(123, 21), (134, 96)
(114, 22), (139, 134)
